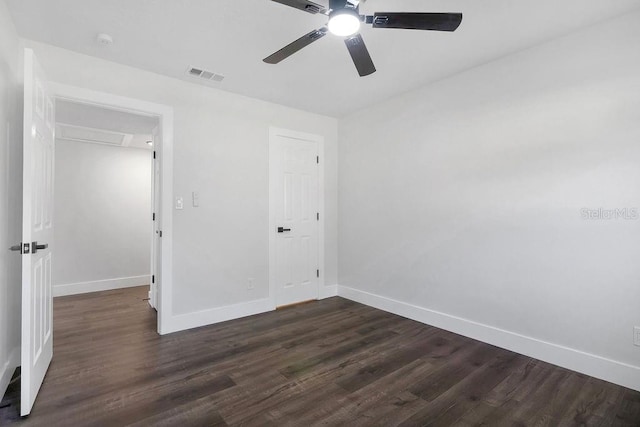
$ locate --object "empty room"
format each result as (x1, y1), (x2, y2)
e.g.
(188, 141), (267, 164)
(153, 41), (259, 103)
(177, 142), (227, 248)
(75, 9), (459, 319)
(0, 0), (639, 425)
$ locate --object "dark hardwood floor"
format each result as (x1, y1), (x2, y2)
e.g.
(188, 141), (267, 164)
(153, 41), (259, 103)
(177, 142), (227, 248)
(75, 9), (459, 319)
(1, 286), (639, 426)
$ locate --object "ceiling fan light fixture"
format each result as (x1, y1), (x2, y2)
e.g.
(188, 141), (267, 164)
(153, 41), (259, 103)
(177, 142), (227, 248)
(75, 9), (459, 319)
(328, 9), (361, 37)
(265, 0), (464, 77)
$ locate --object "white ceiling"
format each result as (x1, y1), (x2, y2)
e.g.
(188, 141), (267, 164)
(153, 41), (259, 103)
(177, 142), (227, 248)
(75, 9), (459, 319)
(56, 99), (157, 149)
(6, 0), (640, 117)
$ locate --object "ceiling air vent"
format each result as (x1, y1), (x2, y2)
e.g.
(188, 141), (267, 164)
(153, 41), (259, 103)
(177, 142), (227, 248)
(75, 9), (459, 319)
(187, 67), (225, 83)
(305, 4), (321, 13)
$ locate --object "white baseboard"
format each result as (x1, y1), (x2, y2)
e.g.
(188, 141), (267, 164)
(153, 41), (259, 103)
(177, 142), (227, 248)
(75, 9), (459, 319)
(163, 298), (275, 335)
(318, 284), (338, 299)
(161, 285), (338, 335)
(53, 275), (151, 297)
(0, 347), (20, 401)
(337, 285), (640, 392)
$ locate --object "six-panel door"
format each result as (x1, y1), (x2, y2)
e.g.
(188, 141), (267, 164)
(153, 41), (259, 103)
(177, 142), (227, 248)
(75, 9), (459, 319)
(272, 135), (319, 307)
(21, 49), (55, 417)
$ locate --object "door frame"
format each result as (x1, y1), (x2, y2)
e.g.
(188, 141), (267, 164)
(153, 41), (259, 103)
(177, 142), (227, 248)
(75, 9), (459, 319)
(49, 82), (174, 335)
(268, 127), (325, 305)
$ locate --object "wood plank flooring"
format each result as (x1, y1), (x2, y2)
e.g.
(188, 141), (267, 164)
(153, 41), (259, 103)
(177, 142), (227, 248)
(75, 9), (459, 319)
(1, 286), (639, 426)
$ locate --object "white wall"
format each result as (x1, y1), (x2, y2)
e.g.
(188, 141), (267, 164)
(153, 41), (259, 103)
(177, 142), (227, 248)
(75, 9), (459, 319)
(53, 140), (152, 296)
(0, 0), (22, 400)
(339, 10), (640, 391)
(22, 39), (339, 329)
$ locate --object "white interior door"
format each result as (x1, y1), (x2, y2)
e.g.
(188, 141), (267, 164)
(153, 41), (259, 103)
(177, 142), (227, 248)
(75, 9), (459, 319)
(21, 48), (54, 416)
(270, 131), (320, 307)
(149, 128), (161, 309)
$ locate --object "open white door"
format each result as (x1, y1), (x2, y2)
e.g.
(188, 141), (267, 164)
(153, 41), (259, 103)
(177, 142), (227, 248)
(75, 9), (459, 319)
(20, 49), (54, 416)
(149, 127), (161, 309)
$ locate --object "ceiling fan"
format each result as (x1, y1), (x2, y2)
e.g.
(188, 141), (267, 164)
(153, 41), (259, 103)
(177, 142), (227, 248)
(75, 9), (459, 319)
(263, 0), (463, 77)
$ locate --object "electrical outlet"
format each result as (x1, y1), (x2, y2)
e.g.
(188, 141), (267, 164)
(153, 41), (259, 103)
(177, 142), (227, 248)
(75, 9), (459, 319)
(175, 197), (183, 210)
(635, 326), (640, 347)
(247, 278), (255, 290)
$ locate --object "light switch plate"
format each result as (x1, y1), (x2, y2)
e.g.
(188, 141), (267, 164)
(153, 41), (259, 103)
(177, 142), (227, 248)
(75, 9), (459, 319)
(175, 197), (184, 210)
(192, 191), (199, 207)
(634, 326), (640, 347)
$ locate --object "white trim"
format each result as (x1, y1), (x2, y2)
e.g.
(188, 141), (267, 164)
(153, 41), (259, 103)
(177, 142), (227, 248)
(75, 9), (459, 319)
(158, 284), (336, 334)
(0, 347), (20, 402)
(268, 127), (325, 307)
(163, 298), (275, 335)
(318, 284), (338, 299)
(337, 285), (640, 392)
(53, 275), (151, 297)
(49, 82), (174, 335)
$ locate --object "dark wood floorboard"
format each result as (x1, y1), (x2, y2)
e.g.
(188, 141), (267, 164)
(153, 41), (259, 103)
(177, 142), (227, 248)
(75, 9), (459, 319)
(1, 286), (639, 426)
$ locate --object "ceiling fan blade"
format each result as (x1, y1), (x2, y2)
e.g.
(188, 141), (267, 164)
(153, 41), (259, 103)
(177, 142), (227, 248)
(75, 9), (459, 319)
(263, 28), (329, 64)
(345, 34), (376, 77)
(371, 13), (463, 31)
(270, 0), (327, 15)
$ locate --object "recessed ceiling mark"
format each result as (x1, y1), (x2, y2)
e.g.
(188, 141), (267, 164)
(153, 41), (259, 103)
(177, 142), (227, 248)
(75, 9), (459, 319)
(96, 33), (113, 46)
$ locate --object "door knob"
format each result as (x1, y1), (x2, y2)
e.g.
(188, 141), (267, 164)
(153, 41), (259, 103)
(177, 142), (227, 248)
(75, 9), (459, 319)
(32, 241), (48, 254)
(277, 227), (291, 233)
(9, 243), (30, 254)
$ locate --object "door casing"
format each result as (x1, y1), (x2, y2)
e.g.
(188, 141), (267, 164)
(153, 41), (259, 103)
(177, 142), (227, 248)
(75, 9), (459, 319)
(49, 82), (174, 335)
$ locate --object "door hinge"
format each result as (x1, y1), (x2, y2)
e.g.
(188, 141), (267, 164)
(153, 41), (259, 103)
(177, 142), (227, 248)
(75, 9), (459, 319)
(153, 151), (156, 159)
(316, 269), (319, 278)
(317, 212), (319, 221)
(159, 230), (163, 237)
(152, 212), (156, 221)
(152, 275), (155, 284)
(316, 155), (319, 164)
